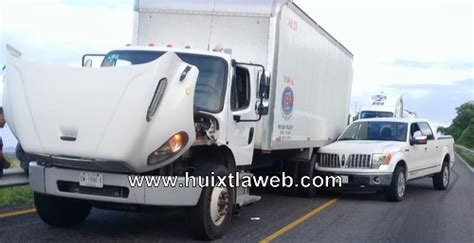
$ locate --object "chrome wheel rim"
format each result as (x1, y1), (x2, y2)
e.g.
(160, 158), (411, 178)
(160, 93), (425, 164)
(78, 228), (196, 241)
(397, 172), (406, 198)
(443, 166), (449, 187)
(209, 186), (229, 226)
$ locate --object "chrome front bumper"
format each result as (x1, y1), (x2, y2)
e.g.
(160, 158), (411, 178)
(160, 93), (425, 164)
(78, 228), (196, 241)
(29, 162), (202, 206)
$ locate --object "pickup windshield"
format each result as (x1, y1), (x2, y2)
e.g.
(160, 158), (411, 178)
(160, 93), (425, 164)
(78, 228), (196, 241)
(360, 111), (394, 119)
(101, 50), (227, 113)
(339, 121), (408, 142)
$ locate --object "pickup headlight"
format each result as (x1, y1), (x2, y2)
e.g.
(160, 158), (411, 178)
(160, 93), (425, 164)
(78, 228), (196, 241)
(147, 132), (188, 165)
(372, 153), (392, 169)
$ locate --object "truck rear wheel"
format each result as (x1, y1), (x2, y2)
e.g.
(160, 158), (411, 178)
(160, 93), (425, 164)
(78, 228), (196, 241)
(34, 192), (92, 227)
(384, 165), (406, 202)
(188, 164), (234, 240)
(433, 161), (449, 190)
(297, 153), (317, 198)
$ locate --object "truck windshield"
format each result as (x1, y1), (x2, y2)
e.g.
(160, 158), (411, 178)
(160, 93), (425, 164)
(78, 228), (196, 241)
(360, 111), (394, 119)
(101, 50), (227, 113)
(338, 121), (408, 142)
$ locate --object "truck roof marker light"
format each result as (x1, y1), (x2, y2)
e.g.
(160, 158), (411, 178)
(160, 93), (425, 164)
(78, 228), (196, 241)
(125, 43), (132, 46)
(166, 44), (173, 48)
(185, 45), (191, 49)
(212, 44), (223, 52)
(148, 43), (155, 47)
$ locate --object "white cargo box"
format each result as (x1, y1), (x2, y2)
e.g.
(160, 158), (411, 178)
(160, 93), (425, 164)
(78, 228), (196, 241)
(134, 0), (353, 150)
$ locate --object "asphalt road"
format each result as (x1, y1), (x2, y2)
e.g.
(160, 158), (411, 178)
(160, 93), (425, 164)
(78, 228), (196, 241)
(0, 155), (472, 242)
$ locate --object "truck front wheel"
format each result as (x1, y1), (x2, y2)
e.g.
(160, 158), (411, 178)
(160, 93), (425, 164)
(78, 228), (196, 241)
(34, 192), (92, 227)
(188, 163), (234, 240)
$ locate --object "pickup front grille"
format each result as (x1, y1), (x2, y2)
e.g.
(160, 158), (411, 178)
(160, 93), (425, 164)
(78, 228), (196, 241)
(346, 154), (372, 168)
(318, 153), (340, 168)
(318, 153), (372, 169)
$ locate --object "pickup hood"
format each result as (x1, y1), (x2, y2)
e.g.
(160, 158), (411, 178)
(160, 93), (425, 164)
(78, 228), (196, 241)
(319, 140), (405, 155)
(4, 52), (198, 173)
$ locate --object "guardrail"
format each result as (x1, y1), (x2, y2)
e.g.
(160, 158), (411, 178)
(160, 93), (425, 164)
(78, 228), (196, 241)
(455, 144), (474, 156)
(0, 168), (29, 188)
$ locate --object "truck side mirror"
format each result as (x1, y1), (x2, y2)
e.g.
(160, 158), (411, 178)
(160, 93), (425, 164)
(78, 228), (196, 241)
(83, 59), (93, 67)
(256, 100), (269, 116)
(82, 54), (106, 67)
(258, 72), (270, 99)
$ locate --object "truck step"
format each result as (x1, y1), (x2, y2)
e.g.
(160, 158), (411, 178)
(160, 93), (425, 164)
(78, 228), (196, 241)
(236, 194), (261, 207)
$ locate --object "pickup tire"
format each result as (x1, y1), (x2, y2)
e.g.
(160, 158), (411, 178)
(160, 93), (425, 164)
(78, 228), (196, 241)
(188, 163), (234, 240)
(34, 192), (92, 227)
(297, 153), (317, 198)
(433, 161), (450, 190)
(385, 165), (406, 202)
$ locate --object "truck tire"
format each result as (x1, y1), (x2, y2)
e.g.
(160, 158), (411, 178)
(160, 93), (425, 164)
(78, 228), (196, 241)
(384, 165), (406, 202)
(433, 161), (449, 190)
(297, 153), (317, 198)
(188, 163), (234, 240)
(34, 192), (92, 227)
(16, 144), (30, 175)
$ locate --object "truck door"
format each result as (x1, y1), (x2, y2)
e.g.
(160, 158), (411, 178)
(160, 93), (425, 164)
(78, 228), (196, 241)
(226, 66), (258, 166)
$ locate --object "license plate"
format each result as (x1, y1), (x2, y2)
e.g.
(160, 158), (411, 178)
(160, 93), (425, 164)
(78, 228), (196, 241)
(79, 172), (104, 188)
(339, 175), (349, 184)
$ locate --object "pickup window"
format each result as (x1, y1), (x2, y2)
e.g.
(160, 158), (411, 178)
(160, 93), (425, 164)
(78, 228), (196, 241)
(418, 122), (435, 140)
(339, 121), (407, 142)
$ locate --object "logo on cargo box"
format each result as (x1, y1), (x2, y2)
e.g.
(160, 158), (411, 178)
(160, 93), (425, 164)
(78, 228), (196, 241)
(281, 87), (294, 120)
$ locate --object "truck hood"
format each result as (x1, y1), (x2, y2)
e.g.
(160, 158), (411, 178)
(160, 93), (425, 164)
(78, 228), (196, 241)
(319, 140), (405, 155)
(4, 52), (198, 173)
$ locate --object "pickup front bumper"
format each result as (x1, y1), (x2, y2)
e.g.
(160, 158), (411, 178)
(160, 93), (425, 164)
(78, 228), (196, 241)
(29, 162), (202, 206)
(316, 171), (393, 188)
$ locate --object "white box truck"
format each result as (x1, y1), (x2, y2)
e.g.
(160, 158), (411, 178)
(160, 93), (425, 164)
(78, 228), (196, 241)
(4, 0), (353, 239)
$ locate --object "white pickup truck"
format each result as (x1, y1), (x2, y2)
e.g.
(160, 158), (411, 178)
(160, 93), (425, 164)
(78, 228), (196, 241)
(316, 118), (454, 201)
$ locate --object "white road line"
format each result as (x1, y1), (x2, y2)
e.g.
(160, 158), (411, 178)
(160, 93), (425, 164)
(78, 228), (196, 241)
(455, 153), (474, 174)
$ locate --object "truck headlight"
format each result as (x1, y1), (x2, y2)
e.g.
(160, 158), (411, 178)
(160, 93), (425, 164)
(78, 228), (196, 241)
(372, 153), (391, 169)
(147, 132), (188, 165)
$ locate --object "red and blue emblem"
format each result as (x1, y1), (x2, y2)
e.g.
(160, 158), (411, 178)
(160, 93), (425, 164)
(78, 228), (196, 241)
(281, 87), (294, 120)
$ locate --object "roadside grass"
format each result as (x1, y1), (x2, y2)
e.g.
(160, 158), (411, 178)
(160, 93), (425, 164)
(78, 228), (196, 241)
(0, 185), (34, 207)
(455, 146), (474, 168)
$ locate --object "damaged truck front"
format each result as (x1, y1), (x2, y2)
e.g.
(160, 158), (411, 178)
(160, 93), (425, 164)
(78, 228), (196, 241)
(5, 48), (269, 239)
(4, 0), (353, 240)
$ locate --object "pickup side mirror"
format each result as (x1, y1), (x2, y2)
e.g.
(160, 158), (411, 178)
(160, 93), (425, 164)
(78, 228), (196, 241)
(410, 134), (428, 145)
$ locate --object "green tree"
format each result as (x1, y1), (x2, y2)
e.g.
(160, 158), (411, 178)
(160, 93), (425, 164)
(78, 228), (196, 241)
(447, 102), (474, 146)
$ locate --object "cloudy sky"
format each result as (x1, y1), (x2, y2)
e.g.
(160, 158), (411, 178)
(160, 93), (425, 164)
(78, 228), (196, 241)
(1, 0), (473, 127)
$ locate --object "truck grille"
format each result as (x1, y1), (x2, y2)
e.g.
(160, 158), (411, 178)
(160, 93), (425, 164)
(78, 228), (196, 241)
(318, 153), (341, 168)
(346, 154), (372, 168)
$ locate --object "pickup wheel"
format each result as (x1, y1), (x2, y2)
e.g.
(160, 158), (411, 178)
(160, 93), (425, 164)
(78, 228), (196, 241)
(34, 192), (92, 227)
(384, 166), (406, 202)
(433, 162), (450, 190)
(188, 163), (234, 240)
(297, 153), (317, 198)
